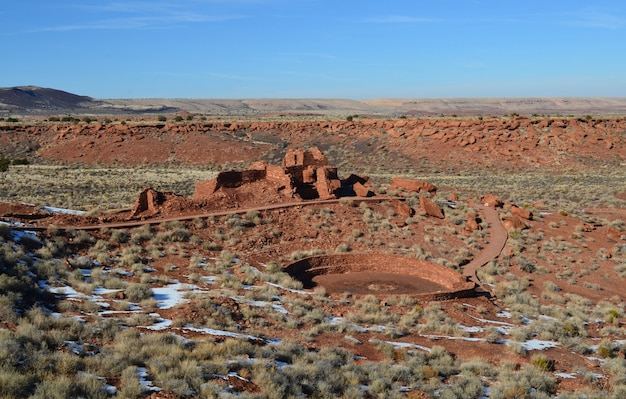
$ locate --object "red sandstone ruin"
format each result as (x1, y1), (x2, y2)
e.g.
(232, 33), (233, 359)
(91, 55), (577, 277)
(130, 147), (377, 217)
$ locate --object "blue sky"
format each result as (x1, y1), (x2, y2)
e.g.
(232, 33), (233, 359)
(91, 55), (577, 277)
(1, 1), (625, 98)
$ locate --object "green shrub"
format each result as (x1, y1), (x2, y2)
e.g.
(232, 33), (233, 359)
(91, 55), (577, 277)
(530, 355), (555, 371)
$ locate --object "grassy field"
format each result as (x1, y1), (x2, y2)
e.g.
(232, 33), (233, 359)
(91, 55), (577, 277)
(1, 163), (624, 212)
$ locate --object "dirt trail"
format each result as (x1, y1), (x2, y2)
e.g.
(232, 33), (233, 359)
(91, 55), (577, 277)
(9, 197), (511, 297)
(462, 205), (508, 291)
(10, 197), (394, 231)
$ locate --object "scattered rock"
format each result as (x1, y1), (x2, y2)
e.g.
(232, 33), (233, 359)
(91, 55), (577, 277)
(390, 178), (438, 195)
(393, 200), (415, 218)
(503, 215), (528, 230)
(420, 196), (444, 219)
(353, 182), (373, 197)
(481, 194), (503, 208)
(511, 205), (533, 220)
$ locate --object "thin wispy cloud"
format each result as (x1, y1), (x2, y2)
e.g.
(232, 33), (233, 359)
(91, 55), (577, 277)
(26, 14), (246, 33)
(25, 1), (247, 33)
(562, 9), (624, 30)
(363, 15), (438, 24)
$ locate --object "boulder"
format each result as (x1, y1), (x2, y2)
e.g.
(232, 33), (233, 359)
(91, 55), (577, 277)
(390, 178), (438, 195)
(481, 194), (503, 208)
(353, 182), (373, 197)
(503, 216), (528, 230)
(342, 173), (369, 186)
(393, 200), (414, 218)
(511, 205), (533, 220)
(420, 196), (444, 219)
(465, 218), (480, 233)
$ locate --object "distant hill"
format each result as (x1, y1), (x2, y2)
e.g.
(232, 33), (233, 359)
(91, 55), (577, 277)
(1, 86), (626, 117)
(0, 86), (99, 114)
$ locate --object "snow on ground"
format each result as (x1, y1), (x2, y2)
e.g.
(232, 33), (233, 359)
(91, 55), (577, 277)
(373, 339), (432, 352)
(265, 282), (312, 295)
(465, 313), (514, 327)
(152, 282), (205, 309)
(93, 287), (122, 295)
(41, 282), (110, 308)
(1, 221), (41, 244)
(145, 316), (173, 331)
(42, 206), (86, 215)
(231, 296), (289, 314)
(137, 367), (161, 392)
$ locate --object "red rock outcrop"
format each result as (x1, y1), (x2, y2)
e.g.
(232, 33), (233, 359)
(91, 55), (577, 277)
(393, 200), (415, 218)
(420, 196), (444, 219)
(353, 182), (373, 197)
(511, 205), (533, 220)
(464, 212), (481, 233)
(481, 195), (503, 208)
(503, 215), (528, 230)
(390, 178), (438, 195)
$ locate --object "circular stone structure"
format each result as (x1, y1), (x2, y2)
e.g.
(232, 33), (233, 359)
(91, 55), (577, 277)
(285, 254), (476, 300)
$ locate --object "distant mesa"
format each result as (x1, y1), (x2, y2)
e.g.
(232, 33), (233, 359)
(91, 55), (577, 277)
(3, 86), (626, 116)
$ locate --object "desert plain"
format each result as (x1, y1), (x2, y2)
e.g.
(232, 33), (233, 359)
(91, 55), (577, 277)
(1, 87), (626, 398)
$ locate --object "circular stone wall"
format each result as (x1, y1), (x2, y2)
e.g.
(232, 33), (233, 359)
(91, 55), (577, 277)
(285, 254), (475, 300)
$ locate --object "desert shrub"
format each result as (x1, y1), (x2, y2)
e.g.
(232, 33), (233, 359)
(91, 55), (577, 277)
(530, 355), (555, 371)
(517, 256), (536, 273)
(110, 229), (129, 244)
(0, 370), (38, 398)
(130, 224), (153, 244)
(125, 283), (152, 302)
(439, 373), (484, 399)
(490, 363), (556, 399)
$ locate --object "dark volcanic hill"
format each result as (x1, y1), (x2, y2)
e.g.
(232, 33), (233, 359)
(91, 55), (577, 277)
(0, 86), (99, 114)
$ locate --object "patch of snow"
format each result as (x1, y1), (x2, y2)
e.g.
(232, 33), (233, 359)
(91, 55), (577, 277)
(496, 311), (512, 318)
(145, 317), (173, 331)
(65, 341), (83, 355)
(266, 282), (312, 295)
(137, 367), (161, 392)
(508, 339), (559, 351)
(152, 282), (199, 309)
(7, 228), (40, 244)
(93, 287), (122, 295)
(42, 206), (86, 215)
(459, 325), (484, 333)
(465, 313), (514, 327)
(236, 297), (289, 314)
(373, 339), (431, 352)
(422, 335), (485, 342)
(181, 325), (263, 342)
(104, 385), (117, 395)
(555, 372), (576, 379)
(202, 276), (218, 284)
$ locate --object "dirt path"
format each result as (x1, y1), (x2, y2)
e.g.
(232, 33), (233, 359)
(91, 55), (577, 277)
(9, 197), (510, 297)
(9, 196), (396, 231)
(462, 205), (508, 292)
